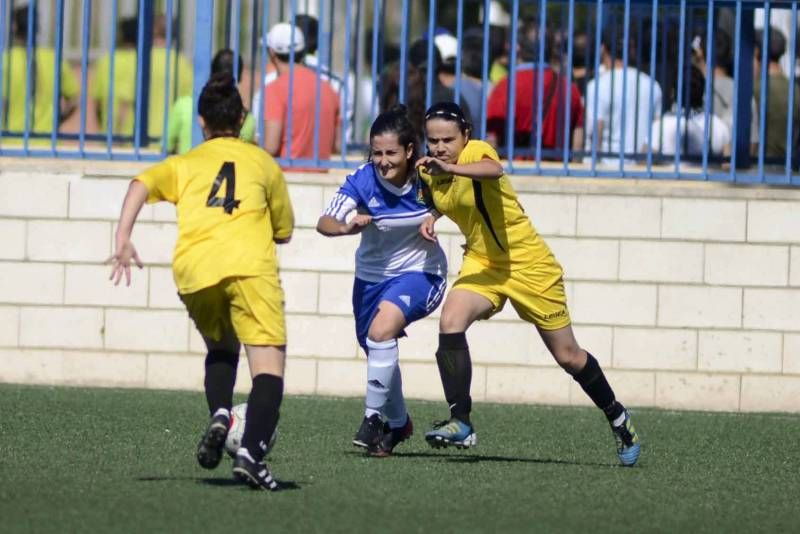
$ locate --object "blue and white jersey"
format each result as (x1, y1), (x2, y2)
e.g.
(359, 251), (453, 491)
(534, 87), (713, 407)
(323, 163), (448, 282)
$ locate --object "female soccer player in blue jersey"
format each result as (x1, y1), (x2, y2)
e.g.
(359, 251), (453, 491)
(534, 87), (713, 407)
(317, 105), (448, 456)
(108, 73), (293, 490)
(416, 102), (641, 466)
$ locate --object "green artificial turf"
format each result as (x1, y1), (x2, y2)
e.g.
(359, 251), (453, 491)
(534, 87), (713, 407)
(0, 384), (798, 533)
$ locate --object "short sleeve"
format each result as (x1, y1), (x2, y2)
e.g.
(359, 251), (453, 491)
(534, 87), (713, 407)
(264, 157), (294, 240)
(135, 157), (179, 204)
(321, 170), (363, 221)
(458, 140), (500, 165)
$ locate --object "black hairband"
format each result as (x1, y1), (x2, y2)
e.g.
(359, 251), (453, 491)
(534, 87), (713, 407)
(424, 109), (465, 122)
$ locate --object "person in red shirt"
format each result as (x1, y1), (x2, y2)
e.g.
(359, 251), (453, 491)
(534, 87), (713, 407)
(262, 22), (340, 165)
(486, 18), (584, 160)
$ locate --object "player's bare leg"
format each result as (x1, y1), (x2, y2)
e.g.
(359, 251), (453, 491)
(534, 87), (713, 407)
(538, 325), (641, 466)
(426, 289), (493, 449)
(233, 345), (286, 490)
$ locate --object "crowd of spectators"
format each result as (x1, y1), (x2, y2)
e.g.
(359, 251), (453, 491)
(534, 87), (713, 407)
(3, 3), (800, 170)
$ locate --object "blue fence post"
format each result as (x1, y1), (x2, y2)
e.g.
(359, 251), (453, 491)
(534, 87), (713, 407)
(734, 6), (754, 170)
(191, 1), (213, 148)
(134, 0), (154, 154)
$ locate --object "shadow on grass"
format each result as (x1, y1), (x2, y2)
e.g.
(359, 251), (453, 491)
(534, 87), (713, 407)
(343, 450), (613, 468)
(136, 476), (302, 490)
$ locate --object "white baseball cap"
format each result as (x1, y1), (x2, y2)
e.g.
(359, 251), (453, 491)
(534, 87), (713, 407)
(480, 0), (510, 27)
(435, 34), (458, 63)
(267, 22), (305, 54)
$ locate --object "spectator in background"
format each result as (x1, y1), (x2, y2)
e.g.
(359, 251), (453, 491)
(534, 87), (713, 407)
(295, 14), (356, 143)
(647, 65), (730, 157)
(753, 26), (800, 160)
(354, 29), (400, 143)
(570, 32), (593, 96)
(408, 38), (472, 123)
(379, 62), (427, 136)
(92, 16), (193, 141)
(690, 29), (757, 155)
(485, 18), (585, 158)
(584, 26), (662, 163)
(483, 0), (511, 84)
(434, 33), (484, 129)
(262, 22), (340, 163)
(1, 6), (79, 135)
(166, 49), (256, 154)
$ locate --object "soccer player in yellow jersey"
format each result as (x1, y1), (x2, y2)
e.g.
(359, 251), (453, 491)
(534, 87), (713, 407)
(416, 102), (641, 466)
(108, 72), (294, 490)
(2, 6), (79, 136)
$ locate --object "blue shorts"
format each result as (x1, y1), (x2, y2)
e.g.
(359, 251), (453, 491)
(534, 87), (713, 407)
(352, 272), (447, 349)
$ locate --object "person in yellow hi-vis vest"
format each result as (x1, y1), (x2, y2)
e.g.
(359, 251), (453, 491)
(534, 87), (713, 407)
(1, 6), (79, 136)
(92, 16), (193, 142)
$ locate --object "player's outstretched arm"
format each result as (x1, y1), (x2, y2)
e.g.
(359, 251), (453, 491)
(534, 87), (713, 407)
(108, 180), (148, 286)
(316, 214), (372, 236)
(416, 156), (503, 181)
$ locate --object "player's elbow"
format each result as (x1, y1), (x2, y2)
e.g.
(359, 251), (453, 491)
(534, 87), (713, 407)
(273, 234), (292, 244)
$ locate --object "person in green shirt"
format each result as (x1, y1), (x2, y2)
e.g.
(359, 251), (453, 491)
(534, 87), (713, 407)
(1, 6), (79, 135)
(166, 49), (255, 154)
(92, 17), (193, 142)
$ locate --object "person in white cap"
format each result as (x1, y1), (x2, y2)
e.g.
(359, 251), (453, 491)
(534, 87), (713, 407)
(435, 33), (484, 129)
(262, 21), (340, 166)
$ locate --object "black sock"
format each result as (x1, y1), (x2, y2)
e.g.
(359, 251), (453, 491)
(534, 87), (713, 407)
(204, 350), (239, 415)
(241, 373), (284, 462)
(572, 353), (625, 423)
(435, 333), (472, 425)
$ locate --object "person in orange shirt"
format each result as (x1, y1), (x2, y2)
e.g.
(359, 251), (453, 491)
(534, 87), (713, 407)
(262, 22), (340, 165)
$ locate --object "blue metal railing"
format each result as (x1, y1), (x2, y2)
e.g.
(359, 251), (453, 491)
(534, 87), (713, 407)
(0, 0), (799, 185)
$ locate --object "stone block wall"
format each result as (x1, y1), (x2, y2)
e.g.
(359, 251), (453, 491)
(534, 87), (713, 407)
(1, 160), (798, 413)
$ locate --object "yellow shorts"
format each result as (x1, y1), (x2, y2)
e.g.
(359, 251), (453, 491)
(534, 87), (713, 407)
(180, 275), (286, 346)
(453, 254), (571, 330)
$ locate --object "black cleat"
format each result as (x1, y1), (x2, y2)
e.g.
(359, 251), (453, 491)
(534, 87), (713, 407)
(196, 413), (229, 470)
(369, 415), (413, 457)
(352, 414), (386, 449)
(233, 453), (280, 491)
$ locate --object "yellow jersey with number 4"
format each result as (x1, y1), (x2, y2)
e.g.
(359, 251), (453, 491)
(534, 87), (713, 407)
(419, 140), (552, 270)
(135, 137), (294, 293)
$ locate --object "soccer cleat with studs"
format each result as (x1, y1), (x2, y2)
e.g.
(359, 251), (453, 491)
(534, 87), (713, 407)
(611, 410), (641, 467)
(368, 415), (414, 457)
(424, 418), (477, 449)
(233, 451), (280, 491)
(352, 413), (386, 449)
(196, 412), (230, 469)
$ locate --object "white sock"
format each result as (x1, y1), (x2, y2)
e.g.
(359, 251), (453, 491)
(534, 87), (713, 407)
(364, 337), (399, 417)
(213, 407), (230, 420)
(385, 365), (408, 429)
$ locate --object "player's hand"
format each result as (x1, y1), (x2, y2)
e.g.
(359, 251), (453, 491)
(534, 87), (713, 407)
(416, 156), (452, 176)
(420, 214), (438, 242)
(342, 214), (372, 235)
(107, 238), (143, 287)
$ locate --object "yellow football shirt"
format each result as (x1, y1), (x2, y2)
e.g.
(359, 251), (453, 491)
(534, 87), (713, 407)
(135, 137), (294, 293)
(92, 46), (193, 139)
(1, 46), (79, 133)
(420, 139), (551, 270)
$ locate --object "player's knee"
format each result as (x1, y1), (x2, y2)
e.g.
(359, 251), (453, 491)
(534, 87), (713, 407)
(553, 344), (584, 372)
(439, 312), (467, 334)
(367, 323), (397, 343)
